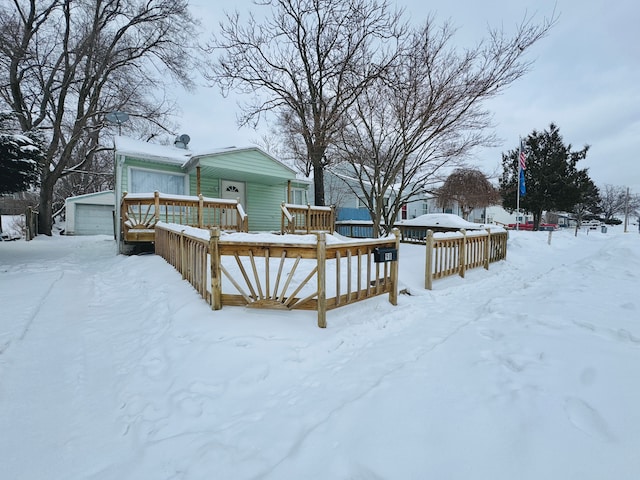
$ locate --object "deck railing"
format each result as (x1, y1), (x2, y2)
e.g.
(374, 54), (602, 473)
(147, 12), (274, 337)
(155, 223), (399, 328)
(281, 203), (335, 234)
(424, 228), (508, 289)
(336, 221), (473, 240)
(121, 191), (248, 243)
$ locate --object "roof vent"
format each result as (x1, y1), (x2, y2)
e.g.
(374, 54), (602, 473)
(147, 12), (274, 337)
(174, 134), (191, 149)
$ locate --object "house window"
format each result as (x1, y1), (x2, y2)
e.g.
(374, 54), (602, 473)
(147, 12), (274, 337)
(401, 204), (407, 220)
(130, 168), (186, 195)
(290, 188), (306, 205)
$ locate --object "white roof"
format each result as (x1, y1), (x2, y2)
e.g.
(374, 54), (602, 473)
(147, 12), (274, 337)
(113, 137), (306, 181)
(65, 190), (115, 203)
(113, 136), (193, 165)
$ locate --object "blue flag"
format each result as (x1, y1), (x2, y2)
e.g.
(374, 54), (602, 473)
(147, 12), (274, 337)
(518, 139), (526, 196)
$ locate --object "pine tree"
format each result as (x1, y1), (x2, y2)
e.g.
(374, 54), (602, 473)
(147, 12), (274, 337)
(0, 133), (42, 194)
(499, 123), (595, 229)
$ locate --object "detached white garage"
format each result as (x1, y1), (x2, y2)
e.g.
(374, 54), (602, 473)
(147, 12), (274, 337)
(65, 191), (115, 236)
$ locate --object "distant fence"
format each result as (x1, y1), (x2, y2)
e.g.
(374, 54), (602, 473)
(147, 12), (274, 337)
(424, 228), (508, 290)
(281, 203), (335, 234)
(335, 221), (493, 241)
(335, 221), (376, 238)
(155, 223), (399, 328)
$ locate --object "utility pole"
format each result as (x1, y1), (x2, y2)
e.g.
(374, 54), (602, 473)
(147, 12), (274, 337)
(624, 187), (629, 233)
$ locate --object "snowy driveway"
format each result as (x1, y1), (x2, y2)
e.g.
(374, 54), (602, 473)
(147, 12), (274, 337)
(1, 231), (639, 479)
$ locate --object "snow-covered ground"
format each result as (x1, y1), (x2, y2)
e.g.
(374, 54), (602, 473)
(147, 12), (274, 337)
(0, 214), (24, 240)
(1, 227), (639, 479)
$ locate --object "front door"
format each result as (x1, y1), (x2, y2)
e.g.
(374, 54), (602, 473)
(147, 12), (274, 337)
(221, 180), (246, 206)
(220, 180), (246, 227)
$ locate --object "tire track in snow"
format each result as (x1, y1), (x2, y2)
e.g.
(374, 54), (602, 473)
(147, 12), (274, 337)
(18, 270), (65, 341)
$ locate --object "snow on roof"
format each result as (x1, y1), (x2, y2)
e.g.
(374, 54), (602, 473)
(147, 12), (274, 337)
(113, 136), (193, 165)
(113, 137), (307, 179)
(398, 213), (486, 229)
(65, 190), (114, 202)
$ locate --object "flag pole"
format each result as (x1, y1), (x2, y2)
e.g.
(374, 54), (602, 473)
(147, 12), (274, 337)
(516, 138), (521, 231)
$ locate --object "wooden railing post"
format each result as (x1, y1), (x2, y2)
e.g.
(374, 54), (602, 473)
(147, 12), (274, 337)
(502, 232), (508, 261)
(459, 229), (467, 278)
(425, 230), (434, 290)
(198, 194), (204, 228)
(196, 165), (201, 196)
(306, 204), (311, 234)
(154, 191), (160, 223)
(330, 205), (335, 233)
(210, 227), (222, 310)
(484, 228), (491, 270)
(317, 232), (327, 328)
(180, 230), (186, 279)
(235, 197), (241, 231)
(389, 228), (400, 305)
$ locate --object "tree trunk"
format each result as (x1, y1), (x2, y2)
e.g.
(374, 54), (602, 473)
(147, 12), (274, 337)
(38, 180), (55, 236)
(371, 216), (381, 239)
(313, 162), (325, 206)
(532, 210), (542, 231)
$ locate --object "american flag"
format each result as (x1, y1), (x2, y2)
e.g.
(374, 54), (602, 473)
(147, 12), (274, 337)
(519, 139), (527, 171)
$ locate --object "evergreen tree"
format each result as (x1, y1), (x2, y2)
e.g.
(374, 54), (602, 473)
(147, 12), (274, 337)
(0, 113), (42, 194)
(571, 169), (601, 226)
(0, 133), (42, 194)
(499, 123), (594, 229)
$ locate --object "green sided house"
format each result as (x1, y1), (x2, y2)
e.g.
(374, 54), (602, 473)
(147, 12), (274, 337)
(114, 136), (310, 253)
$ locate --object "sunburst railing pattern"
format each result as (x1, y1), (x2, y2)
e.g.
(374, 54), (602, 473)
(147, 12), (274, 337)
(154, 224), (400, 328)
(121, 191), (248, 243)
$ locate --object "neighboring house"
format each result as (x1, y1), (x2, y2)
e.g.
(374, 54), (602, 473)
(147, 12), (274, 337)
(324, 162), (427, 222)
(113, 136), (310, 246)
(65, 190), (115, 236)
(483, 205), (533, 226)
(325, 163), (463, 223)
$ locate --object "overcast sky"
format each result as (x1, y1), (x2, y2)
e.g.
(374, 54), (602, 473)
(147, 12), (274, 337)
(175, 0), (639, 193)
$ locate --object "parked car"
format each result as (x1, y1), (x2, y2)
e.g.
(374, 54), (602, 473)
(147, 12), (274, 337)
(582, 220), (600, 230)
(506, 222), (558, 231)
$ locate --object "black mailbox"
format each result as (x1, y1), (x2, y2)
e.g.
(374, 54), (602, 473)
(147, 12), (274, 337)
(373, 247), (397, 263)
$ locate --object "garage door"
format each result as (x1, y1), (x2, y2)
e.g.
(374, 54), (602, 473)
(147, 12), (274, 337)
(75, 203), (114, 235)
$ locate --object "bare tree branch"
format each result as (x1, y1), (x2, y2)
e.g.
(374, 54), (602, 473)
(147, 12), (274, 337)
(0, 0), (203, 234)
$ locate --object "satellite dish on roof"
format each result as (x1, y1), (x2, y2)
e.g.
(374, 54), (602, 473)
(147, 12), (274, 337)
(174, 133), (191, 149)
(105, 111), (129, 135)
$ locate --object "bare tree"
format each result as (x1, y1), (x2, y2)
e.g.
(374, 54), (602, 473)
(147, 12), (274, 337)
(599, 184), (639, 222)
(0, 0), (201, 234)
(335, 14), (555, 236)
(207, 0), (405, 206)
(437, 168), (501, 220)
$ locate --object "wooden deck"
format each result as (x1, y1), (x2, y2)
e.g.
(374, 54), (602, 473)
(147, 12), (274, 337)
(281, 203), (335, 234)
(120, 192), (248, 244)
(154, 224), (400, 328)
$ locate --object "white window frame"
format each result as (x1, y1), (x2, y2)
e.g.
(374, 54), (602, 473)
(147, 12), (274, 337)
(290, 188), (307, 205)
(128, 166), (188, 195)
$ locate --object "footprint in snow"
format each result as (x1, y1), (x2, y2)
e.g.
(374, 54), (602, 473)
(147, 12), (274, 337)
(564, 397), (614, 442)
(478, 329), (503, 341)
